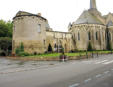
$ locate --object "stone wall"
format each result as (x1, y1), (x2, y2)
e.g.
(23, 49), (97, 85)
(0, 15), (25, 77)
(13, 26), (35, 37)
(108, 26), (113, 49)
(71, 24), (106, 50)
(46, 31), (73, 52)
(12, 15), (47, 54)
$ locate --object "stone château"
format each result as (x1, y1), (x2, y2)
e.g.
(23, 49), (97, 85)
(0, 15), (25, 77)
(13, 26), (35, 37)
(12, 0), (113, 54)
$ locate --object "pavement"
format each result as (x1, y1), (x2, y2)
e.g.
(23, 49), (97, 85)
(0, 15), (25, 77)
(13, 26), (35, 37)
(0, 54), (113, 87)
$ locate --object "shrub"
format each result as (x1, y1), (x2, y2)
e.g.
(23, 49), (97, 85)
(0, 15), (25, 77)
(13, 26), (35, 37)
(87, 42), (93, 51)
(15, 47), (21, 54)
(15, 42), (29, 56)
(107, 42), (112, 50)
(20, 42), (24, 52)
(18, 52), (30, 57)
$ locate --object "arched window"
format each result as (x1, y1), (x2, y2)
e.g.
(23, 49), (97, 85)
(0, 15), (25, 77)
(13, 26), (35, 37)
(78, 32), (80, 40)
(54, 44), (57, 52)
(88, 32), (91, 40)
(96, 32), (98, 40)
(109, 32), (111, 41)
(54, 44), (57, 48)
(48, 44), (53, 52)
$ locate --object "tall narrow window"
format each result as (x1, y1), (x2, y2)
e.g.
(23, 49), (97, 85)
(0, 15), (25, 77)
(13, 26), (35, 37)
(37, 24), (41, 33)
(88, 32), (91, 40)
(54, 44), (57, 52)
(78, 32), (80, 40)
(109, 32), (111, 41)
(96, 32), (98, 40)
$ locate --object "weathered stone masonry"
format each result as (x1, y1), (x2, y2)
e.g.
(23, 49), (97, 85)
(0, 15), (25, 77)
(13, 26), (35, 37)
(12, 0), (113, 54)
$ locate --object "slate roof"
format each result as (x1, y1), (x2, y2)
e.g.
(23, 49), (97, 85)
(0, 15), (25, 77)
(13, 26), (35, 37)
(75, 10), (103, 25)
(13, 11), (46, 20)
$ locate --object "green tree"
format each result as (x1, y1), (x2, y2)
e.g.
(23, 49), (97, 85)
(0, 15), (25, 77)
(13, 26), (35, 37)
(0, 19), (13, 56)
(0, 20), (13, 37)
(15, 42), (24, 54)
(20, 42), (24, 52)
(0, 37), (12, 56)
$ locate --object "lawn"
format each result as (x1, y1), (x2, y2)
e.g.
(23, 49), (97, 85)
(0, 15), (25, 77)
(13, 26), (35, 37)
(27, 50), (112, 58)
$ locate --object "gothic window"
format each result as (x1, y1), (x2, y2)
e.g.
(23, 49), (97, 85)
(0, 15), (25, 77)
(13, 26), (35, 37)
(54, 44), (57, 48)
(109, 32), (111, 41)
(96, 32), (98, 40)
(54, 44), (57, 52)
(88, 32), (91, 40)
(48, 44), (53, 52)
(37, 24), (41, 33)
(78, 32), (80, 41)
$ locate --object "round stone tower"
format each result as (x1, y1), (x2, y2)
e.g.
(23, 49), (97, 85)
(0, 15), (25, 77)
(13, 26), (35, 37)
(12, 11), (47, 54)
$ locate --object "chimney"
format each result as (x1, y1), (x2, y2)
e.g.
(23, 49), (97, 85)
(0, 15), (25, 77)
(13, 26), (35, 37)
(37, 13), (41, 16)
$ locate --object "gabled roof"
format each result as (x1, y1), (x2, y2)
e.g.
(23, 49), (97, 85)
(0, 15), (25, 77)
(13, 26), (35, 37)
(75, 10), (103, 25)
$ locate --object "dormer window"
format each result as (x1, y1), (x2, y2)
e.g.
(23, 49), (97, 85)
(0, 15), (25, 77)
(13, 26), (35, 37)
(37, 24), (41, 33)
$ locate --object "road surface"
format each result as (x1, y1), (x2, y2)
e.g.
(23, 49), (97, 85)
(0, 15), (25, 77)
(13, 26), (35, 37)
(0, 54), (113, 87)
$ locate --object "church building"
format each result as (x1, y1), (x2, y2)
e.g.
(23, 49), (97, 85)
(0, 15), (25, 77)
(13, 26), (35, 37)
(12, 0), (113, 54)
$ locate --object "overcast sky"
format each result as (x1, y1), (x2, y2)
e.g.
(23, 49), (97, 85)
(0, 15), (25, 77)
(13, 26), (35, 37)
(0, 0), (113, 32)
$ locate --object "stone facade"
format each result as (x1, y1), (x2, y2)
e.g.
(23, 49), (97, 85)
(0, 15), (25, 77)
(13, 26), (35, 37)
(70, 24), (106, 50)
(12, 0), (113, 54)
(12, 11), (72, 54)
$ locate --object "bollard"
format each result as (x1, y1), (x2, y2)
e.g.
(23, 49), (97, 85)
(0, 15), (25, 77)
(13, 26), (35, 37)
(111, 50), (112, 54)
(79, 52), (81, 59)
(92, 52), (94, 58)
(97, 52), (98, 57)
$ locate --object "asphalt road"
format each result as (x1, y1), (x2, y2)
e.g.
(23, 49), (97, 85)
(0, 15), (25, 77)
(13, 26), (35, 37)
(0, 54), (113, 87)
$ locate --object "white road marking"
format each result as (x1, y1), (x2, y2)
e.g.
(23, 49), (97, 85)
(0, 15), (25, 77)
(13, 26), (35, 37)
(82, 61), (92, 64)
(103, 60), (113, 64)
(84, 78), (92, 83)
(96, 74), (102, 78)
(82, 60), (113, 65)
(69, 83), (79, 87)
(104, 71), (110, 74)
(95, 60), (108, 64)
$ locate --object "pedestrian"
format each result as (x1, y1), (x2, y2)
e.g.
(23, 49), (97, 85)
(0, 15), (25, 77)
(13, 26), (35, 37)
(59, 52), (64, 62)
(64, 54), (68, 61)
(59, 52), (67, 62)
